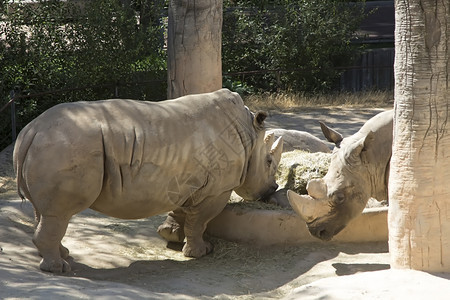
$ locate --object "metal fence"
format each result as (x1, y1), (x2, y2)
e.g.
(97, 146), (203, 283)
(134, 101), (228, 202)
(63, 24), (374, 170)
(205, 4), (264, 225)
(223, 48), (395, 92)
(339, 48), (395, 91)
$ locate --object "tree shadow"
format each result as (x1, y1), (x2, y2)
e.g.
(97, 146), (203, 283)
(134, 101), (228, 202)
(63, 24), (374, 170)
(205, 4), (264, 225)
(333, 262), (390, 276)
(66, 241), (389, 298)
(430, 272), (450, 280)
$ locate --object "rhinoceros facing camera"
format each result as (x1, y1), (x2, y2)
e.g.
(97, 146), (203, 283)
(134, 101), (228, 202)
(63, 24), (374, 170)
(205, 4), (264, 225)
(288, 110), (392, 241)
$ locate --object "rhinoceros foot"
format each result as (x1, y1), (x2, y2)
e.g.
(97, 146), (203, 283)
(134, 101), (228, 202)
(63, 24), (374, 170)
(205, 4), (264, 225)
(157, 216), (185, 243)
(183, 241), (214, 258)
(38, 243), (70, 259)
(59, 243), (69, 258)
(182, 239), (214, 258)
(39, 257), (71, 273)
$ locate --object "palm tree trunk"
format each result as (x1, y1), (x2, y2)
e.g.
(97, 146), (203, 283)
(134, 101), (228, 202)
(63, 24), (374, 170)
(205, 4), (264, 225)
(390, 0), (450, 271)
(167, 0), (222, 99)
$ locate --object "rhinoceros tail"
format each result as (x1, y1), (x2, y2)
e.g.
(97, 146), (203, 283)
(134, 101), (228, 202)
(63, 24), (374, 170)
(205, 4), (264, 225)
(13, 126), (36, 208)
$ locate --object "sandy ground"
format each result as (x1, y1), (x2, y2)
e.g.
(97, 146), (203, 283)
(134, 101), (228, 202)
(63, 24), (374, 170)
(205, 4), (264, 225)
(1, 106), (450, 299)
(264, 106), (389, 137)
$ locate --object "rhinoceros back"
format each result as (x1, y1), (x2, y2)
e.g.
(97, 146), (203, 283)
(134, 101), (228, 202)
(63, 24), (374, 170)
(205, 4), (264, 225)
(14, 89), (257, 219)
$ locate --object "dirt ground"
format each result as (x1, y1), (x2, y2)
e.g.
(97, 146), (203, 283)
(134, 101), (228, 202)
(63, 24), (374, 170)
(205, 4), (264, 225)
(1, 106), (449, 299)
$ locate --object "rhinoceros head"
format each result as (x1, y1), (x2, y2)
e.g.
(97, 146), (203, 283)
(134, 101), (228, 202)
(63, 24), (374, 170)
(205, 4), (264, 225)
(287, 113), (392, 241)
(234, 112), (283, 201)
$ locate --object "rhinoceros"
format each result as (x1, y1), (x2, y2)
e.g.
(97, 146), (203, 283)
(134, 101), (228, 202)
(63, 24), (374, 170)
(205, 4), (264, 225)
(287, 110), (393, 241)
(266, 128), (331, 153)
(13, 88), (283, 273)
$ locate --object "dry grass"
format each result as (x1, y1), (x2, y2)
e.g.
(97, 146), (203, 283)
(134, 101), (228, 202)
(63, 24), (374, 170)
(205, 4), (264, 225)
(243, 90), (394, 111)
(228, 196), (289, 210)
(0, 144), (15, 196)
(276, 150), (331, 195)
(228, 150), (331, 210)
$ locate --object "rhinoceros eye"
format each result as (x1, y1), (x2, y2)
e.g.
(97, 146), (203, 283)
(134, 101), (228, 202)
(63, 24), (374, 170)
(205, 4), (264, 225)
(266, 156), (273, 167)
(332, 192), (345, 204)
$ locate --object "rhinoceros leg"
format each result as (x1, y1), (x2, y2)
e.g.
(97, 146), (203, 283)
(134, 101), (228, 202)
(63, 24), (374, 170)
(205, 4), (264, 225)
(59, 243), (70, 259)
(157, 208), (186, 243)
(34, 210), (70, 259)
(33, 215), (71, 273)
(182, 191), (231, 258)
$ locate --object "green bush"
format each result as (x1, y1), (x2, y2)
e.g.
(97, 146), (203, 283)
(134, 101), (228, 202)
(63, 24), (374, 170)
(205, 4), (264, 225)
(0, 0), (167, 147)
(222, 0), (366, 92)
(0, 0), (368, 149)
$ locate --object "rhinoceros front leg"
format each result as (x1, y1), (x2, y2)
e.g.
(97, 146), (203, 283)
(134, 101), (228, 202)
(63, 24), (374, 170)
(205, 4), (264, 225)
(182, 191), (231, 258)
(157, 208), (186, 243)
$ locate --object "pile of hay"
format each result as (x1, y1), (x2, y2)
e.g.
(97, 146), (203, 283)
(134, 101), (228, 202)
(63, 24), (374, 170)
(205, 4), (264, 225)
(276, 150), (331, 195)
(0, 144), (16, 196)
(229, 150), (331, 209)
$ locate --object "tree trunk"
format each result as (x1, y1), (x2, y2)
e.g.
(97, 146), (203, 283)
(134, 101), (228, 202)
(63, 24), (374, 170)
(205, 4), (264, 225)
(167, 0), (222, 99)
(389, 0), (450, 272)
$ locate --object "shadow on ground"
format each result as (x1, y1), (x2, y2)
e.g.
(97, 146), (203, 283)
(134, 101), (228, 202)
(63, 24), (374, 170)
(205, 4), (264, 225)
(0, 198), (389, 299)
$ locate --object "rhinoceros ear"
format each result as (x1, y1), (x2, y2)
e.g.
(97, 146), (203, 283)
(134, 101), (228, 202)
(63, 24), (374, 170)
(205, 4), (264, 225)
(345, 131), (375, 164)
(320, 121), (343, 145)
(254, 111), (267, 131)
(360, 131), (375, 164)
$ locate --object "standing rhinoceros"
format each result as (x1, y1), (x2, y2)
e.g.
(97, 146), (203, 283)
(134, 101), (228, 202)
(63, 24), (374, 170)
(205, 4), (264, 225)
(13, 88), (283, 273)
(287, 110), (392, 241)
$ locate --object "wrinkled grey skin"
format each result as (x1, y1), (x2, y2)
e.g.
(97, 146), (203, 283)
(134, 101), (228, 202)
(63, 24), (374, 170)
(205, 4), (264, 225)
(13, 89), (283, 273)
(288, 110), (393, 241)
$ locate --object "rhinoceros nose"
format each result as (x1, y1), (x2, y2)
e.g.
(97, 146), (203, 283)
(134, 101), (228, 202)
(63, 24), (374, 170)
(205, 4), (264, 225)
(262, 183), (278, 200)
(310, 226), (333, 241)
(272, 183), (279, 191)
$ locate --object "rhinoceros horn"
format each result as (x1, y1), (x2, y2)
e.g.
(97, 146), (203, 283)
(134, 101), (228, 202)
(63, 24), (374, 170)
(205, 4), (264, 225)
(287, 190), (330, 223)
(305, 178), (327, 199)
(264, 132), (275, 151)
(270, 136), (283, 165)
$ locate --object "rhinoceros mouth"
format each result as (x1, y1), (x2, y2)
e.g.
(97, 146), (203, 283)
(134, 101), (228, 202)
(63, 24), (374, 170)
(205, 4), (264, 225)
(308, 222), (346, 241)
(258, 184), (279, 201)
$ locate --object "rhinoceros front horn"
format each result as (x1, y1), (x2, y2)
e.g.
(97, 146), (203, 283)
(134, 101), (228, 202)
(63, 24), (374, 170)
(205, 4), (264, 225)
(287, 190), (330, 223)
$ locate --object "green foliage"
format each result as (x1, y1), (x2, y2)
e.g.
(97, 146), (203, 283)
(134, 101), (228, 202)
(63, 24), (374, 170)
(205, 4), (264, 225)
(0, 0), (368, 148)
(223, 76), (255, 95)
(222, 0), (366, 92)
(0, 0), (166, 139)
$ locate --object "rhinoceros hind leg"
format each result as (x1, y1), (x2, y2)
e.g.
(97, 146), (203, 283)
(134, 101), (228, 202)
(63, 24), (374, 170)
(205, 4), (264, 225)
(38, 243), (70, 259)
(33, 215), (71, 273)
(39, 256), (71, 273)
(182, 191), (231, 258)
(59, 243), (69, 259)
(157, 209), (186, 243)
